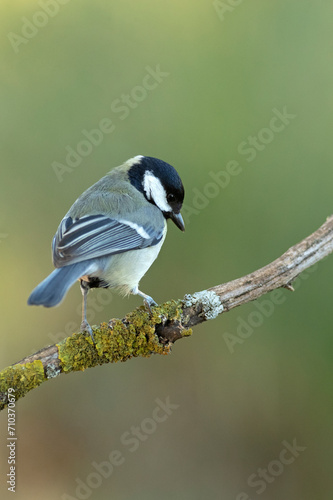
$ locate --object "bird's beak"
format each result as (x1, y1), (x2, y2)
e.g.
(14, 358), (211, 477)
(170, 212), (185, 232)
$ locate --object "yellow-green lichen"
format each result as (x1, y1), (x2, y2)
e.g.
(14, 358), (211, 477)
(57, 303), (184, 373)
(181, 327), (193, 338)
(0, 300), (192, 411)
(0, 360), (45, 409)
(57, 332), (103, 373)
(151, 299), (184, 323)
(153, 299), (193, 339)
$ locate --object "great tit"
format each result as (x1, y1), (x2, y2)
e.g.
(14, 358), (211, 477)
(28, 155), (185, 340)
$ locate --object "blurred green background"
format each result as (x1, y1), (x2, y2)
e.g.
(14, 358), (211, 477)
(1, 1), (333, 499)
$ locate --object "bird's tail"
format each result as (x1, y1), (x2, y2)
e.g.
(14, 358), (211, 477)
(27, 262), (95, 308)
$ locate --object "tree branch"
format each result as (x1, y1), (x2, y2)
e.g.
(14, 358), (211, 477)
(1, 215), (333, 411)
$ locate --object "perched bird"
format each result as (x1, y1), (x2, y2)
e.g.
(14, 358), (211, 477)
(28, 155), (185, 340)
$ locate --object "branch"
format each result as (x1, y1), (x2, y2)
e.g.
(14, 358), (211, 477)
(1, 215), (333, 411)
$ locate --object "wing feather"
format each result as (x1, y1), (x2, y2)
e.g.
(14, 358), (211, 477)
(52, 214), (164, 268)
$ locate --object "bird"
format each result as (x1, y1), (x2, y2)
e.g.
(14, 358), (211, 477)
(27, 155), (185, 341)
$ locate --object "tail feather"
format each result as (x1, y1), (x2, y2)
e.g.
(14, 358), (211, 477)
(28, 262), (95, 308)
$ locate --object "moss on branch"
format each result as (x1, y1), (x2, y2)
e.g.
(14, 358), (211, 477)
(2, 214), (333, 411)
(0, 300), (192, 410)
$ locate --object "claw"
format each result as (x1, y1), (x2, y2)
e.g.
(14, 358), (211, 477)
(131, 286), (157, 313)
(80, 320), (95, 343)
(143, 297), (157, 313)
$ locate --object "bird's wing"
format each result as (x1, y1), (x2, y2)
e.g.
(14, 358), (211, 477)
(52, 213), (165, 267)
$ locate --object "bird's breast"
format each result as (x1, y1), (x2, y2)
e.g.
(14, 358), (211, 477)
(90, 229), (167, 296)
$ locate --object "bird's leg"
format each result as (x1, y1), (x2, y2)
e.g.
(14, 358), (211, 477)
(80, 280), (95, 342)
(132, 286), (157, 312)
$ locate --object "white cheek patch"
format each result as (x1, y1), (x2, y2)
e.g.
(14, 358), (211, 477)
(143, 171), (171, 212)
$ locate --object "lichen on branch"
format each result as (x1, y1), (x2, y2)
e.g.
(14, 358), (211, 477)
(1, 215), (333, 411)
(0, 301), (191, 411)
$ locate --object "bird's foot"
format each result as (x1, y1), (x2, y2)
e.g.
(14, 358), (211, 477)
(80, 320), (95, 343)
(132, 286), (157, 313)
(143, 296), (157, 313)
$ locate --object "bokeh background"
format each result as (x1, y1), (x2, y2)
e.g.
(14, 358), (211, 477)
(1, 1), (333, 499)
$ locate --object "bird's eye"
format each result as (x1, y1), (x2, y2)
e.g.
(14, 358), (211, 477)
(167, 193), (175, 203)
